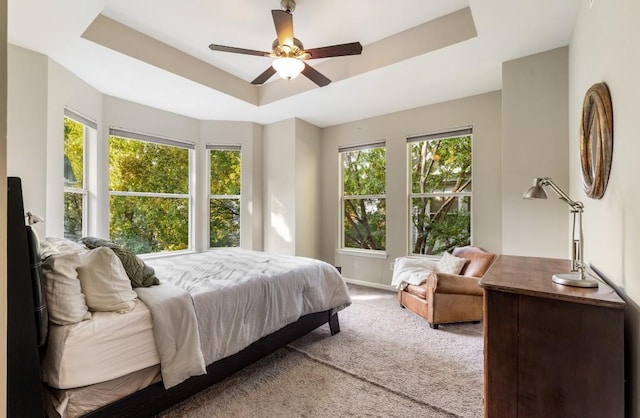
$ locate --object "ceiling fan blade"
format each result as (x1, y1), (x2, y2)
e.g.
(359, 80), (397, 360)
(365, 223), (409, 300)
(272, 10), (294, 47)
(209, 44), (271, 57)
(301, 63), (331, 87)
(305, 42), (363, 59)
(251, 66), (277, 85)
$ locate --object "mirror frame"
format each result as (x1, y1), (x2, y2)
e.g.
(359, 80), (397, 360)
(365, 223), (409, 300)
(580, 82), (613, 199)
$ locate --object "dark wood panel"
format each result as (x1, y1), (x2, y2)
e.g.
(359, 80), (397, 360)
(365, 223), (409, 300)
(484, 290), (518, 418)
(480, 255), (624, 309)
(517, 295), (624, 418)
(481, 255), (625, 418)
(7, 177), (46, 417)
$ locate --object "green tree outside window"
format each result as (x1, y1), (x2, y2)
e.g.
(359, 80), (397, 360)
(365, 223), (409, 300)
(109, 136), (190, 254)
(410, 135), (472, 255)
(341, 146), (386, 251)
(64, 117), (85, 240)
(209, 148), (241, 247)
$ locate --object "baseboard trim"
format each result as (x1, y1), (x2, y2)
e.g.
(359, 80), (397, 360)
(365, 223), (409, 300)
(343, 277), (396, 292)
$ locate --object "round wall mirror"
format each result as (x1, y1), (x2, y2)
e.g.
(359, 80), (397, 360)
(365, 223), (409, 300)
(580, 82), (613, 199)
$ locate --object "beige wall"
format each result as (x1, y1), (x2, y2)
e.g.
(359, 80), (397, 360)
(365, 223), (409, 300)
(262, 117), (322, 258)
(501, 47), (570, 259)
(321, 91), (502, 287)
(569, 0), (640, 415)
(263, 118), (296, 255)
(6, 46), (48, 240)
(294, 119), (321, 258)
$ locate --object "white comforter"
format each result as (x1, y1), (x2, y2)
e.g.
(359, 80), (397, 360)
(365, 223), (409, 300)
(145, 248), (351, 384)
(134, 283), (206, 388)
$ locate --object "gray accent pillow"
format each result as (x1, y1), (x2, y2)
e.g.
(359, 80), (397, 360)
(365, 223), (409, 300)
(80, 237), (160, 288)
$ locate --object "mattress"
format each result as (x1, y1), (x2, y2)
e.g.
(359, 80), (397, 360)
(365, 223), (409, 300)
(42, 300), (160, 389)
(45, 365), (161, 418)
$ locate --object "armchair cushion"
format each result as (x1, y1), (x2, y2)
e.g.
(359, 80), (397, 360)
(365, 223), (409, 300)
(425, 272), (483, 296)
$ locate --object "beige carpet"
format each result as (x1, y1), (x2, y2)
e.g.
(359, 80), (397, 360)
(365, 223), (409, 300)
(158, 285), (484, 418)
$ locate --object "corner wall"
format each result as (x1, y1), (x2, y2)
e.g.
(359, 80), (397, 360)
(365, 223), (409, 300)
(501, 47), (570, 259)
(7, 45), (48, 238)
(569, 0), (640, 415)
(262, 117), (322, 258)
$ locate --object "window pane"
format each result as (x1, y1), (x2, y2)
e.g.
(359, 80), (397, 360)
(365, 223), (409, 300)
(109, 136), (189, 194)
(210, 150), (241, 195)
(411, 196), (471, 255)
(109, 195), (189, 254)
(64, 192), (83, 240)
(343, 198), (386, 250)
(342, 147), (386, 196)
(210, 199), (240, 247)
(64, 118), (83, 188)
(410, 136), (472, 194)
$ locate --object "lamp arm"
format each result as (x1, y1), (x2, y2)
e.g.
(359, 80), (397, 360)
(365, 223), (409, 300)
(539, 178), (583, 211)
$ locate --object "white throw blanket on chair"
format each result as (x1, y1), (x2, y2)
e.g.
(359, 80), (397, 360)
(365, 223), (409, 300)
(391, 256), (438, 290)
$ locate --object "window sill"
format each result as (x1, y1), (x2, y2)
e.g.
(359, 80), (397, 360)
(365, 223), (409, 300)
(336, 248), (388, 259)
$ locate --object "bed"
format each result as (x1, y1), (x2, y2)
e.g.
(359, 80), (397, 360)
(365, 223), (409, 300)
(7, 178), (351, 418)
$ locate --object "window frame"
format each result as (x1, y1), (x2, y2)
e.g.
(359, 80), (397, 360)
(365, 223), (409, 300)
(407, 127), (473, 256)
(63, 108), (96, 239)
(207, 144), (242, 248)
(108, 128), (195, 254)
(338, 141), (387, 255)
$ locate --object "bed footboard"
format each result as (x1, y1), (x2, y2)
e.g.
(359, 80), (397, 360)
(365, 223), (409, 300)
(83, 309), (339, 418)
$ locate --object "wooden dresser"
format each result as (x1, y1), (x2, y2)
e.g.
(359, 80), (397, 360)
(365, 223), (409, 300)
(479, 255), (625, 418)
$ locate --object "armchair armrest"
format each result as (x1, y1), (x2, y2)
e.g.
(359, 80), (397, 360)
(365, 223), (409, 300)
(425, 272), (483, 296)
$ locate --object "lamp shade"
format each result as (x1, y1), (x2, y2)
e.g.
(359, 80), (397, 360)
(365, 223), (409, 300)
(523, 185), (548, 199)
(522, 178), (548, 199)
(272, 57), (304, 80)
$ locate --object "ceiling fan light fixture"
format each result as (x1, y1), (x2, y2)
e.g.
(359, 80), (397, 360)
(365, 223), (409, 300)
(272, 57), (304, 80)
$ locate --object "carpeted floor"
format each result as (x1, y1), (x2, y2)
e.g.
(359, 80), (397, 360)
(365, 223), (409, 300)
(158, 284), (484, 418)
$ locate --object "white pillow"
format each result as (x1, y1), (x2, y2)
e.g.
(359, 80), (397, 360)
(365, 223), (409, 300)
(42, 252), (92, 325)
(77, 247), (137, 313)
(437, 251), (467, 275)
(44, 237), (87, 254)
(39, 239), (60, 260)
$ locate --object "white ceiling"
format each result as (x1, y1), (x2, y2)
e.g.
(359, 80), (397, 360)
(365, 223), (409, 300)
(8, 0), (579, 127)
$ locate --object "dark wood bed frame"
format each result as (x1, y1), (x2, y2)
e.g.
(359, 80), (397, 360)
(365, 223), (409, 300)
(6, 177), (341, 418)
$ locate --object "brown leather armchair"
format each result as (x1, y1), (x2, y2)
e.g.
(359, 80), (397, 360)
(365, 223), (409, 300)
(398, 246), (496, 329)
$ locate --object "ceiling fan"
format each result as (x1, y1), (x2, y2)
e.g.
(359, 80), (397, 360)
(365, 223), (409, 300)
(208, 0), (363, 87)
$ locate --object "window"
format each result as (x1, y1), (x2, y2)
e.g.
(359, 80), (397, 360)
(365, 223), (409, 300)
(408, 127), (472, 255)
(64, 108), (96, 240)
(208, 145), (241, 247)
(108, 128), (194, 254)
(339, 141), (386, 251)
